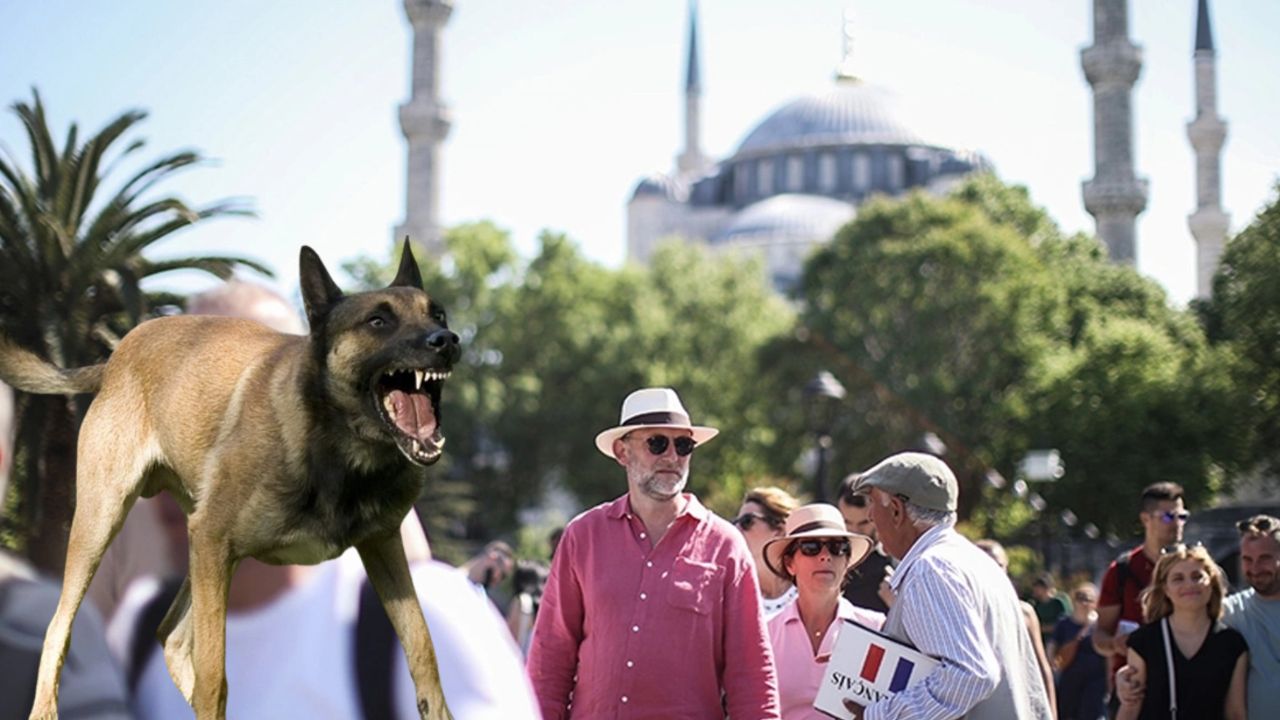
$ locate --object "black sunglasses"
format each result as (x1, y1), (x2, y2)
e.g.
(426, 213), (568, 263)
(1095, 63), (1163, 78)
(732, 513), (778, 532)
(789, 539), (853, 557)
(1237, 515), (1278, 533)
(1158, 510), (1191, 524)
(642, 434), (697, 457)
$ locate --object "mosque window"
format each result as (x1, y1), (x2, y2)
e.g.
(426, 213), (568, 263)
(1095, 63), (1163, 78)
(787, 155), (804, 192)
(758, 159), (774, 196)
(887, 153), (904, 191)
(853, 153), (871, 192)
(819, 153), (837, 192)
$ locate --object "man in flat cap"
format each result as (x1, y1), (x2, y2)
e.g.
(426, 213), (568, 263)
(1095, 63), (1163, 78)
(527, 387), (780, 719)
(845, 452), (1052, 720)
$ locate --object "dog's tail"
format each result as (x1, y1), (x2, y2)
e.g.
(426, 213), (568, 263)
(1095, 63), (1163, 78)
(0, 335), (105, 395)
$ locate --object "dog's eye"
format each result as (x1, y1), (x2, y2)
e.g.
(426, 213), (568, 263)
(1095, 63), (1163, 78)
(430, 306), (448, 326)
(368, 316), (388, 329)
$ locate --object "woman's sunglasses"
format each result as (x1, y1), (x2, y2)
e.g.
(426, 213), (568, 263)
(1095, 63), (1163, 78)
(788, 539), (852, 557)
(732, 513), (770, 531)
(642, 434), (697, 457)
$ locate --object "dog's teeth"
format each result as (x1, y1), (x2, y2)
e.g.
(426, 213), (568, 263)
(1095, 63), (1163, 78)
(383, 395), (395, 415)
(414, 369), (424, 390)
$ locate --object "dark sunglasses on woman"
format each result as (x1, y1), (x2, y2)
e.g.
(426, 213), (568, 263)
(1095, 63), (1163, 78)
(790, 539), (852, 557)
(732, 513), (773, 531)
(642, 434), (697, 457)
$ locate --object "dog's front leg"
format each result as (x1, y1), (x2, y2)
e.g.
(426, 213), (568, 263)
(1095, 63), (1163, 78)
(187, 539), (234, 720)
(356, 532), (454, 720)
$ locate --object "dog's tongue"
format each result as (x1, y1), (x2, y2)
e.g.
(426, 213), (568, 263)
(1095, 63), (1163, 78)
(390, 389), (437, 440)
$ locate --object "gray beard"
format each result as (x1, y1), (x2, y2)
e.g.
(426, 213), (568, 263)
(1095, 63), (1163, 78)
(639, 470), (688, 501)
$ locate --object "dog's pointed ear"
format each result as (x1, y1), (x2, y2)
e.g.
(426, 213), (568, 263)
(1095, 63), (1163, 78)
(390, 237), (424, 290)
(299, 245), (344, 330)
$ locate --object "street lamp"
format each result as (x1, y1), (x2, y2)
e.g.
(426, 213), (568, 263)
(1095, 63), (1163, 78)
(803, 370), (846, 503)
(1020, 448), (1064, 573)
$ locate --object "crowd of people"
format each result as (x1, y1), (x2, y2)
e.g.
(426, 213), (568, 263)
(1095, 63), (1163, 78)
(2, 292), (1279, 719)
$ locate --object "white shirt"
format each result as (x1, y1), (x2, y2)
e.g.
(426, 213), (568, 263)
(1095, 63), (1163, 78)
(762, 583), (799, 620)
(108, 550), (539, 720)
(867, 523), (1052, 720)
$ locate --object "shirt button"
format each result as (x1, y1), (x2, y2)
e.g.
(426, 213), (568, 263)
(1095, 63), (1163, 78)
(646, 561), (653, 568)
(627, 660), (635, 668)
(632, 625), (640, 632)
(622, 696), (629, 704)
(639, 592), (647, 600)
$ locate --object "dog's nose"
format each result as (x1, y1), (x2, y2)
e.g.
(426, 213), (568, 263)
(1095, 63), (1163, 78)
(425, 329), (460, 360)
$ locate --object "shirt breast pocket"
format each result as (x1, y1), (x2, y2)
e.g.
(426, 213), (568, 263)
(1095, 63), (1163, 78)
(666, 558), (723, 615)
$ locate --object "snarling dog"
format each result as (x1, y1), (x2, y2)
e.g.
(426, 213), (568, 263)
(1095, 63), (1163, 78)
(0, 242), (458, 720)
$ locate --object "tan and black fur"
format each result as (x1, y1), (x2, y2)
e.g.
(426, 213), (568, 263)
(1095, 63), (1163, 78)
(0, 241), (458, 720)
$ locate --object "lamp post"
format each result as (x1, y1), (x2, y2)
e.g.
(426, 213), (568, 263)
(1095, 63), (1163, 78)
(1020, 449), (1065, 574)
(803, 370), (846, 503)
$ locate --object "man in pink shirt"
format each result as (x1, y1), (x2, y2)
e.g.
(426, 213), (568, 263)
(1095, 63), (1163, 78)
(527, 388), (781, 719)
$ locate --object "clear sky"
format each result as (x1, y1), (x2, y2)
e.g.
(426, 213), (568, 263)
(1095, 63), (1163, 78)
(2, 0), (1277, 308)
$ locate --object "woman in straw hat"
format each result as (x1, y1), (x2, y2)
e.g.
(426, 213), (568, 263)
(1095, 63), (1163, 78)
(763, 503), (881, 720)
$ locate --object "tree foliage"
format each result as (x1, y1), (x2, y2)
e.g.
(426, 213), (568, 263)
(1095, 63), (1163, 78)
(1203, 183), (1280, 481)
(0, 90), (263, 570)
(794, 173), (1244, 536)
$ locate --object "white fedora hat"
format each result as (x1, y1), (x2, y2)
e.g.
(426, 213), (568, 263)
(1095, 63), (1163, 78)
(594, 387), (719, 459)
(762, 503), (874, 580)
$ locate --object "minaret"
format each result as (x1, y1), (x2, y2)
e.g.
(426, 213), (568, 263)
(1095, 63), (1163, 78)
(394, 0), (453, 255)
(1187, 0), (1229, 299)
(675, 0), (709, 176)
(1081, 0), (1149, 264)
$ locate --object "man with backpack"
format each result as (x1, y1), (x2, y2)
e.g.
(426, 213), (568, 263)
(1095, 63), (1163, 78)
(1, 381), (132, 719)
(1091, 481), (1187, 718)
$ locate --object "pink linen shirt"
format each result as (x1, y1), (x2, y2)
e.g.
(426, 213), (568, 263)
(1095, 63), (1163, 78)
(527, 493), (780, 719)
(767, 598), (885, 720)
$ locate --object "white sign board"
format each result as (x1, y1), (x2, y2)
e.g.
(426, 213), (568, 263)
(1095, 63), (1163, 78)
(813, 619), (940, 719)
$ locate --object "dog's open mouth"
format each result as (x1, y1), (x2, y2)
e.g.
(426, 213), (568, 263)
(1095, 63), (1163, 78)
(374, 367), (449, 465)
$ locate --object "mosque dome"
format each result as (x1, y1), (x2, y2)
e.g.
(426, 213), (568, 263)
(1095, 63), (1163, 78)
(630, 172), (687, 202)
(733, 80), (927, 159)
(710, 193), (856, 291)
(711, 193), (855, 246)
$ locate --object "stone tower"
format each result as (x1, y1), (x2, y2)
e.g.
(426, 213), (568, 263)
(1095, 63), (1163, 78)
(394, 0), (453, 255)
(1187, 0), (1229, 299)
(675, 0), (710, 177)
(1081, 0), (1149, 264)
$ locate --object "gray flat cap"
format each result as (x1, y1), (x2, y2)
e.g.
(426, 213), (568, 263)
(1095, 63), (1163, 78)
(853, 452), (958, 512)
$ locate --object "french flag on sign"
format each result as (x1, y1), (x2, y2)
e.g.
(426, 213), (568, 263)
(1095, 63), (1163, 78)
(859, 642), (918, 692)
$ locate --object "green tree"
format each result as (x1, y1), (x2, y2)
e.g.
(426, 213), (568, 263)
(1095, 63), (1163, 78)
(0, 91), (264, 571)
(1203, 184), (1280, 482)
(797, 189), (1059, 516)
(792, 173), (1246, 539)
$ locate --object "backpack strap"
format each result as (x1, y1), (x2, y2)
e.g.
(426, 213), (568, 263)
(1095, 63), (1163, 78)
(128, 578), (184, 692)
(354, 578), (398, 720)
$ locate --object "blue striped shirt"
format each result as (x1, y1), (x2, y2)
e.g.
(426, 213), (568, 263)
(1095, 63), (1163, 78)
(866, 523), (1052, 720)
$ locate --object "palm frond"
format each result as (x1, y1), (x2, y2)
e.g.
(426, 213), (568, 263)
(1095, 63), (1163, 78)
(63, 109), (148, 231)
(135, 254), (274, 280)
(12, 90), (59, 195)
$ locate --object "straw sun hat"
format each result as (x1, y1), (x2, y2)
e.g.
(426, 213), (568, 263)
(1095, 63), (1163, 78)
(594, 388), (719, 459)
(762, 503), (873, 579)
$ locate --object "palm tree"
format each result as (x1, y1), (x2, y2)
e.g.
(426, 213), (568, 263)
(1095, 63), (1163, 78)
(0, 89), (270, 573)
